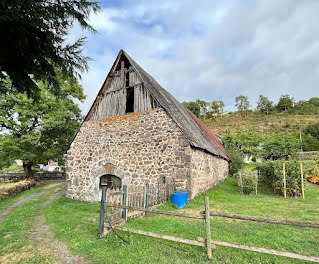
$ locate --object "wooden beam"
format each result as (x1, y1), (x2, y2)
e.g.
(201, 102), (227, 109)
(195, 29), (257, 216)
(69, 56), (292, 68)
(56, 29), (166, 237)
(116, 227), (213, 248)
(105, 203), (204, 220)
(199, 211), (319, 229)
(197, 238), (319, 263)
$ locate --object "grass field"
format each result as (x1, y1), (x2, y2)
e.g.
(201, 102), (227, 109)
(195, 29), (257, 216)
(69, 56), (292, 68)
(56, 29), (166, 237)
(0, 178), (318, 263)
(43, 177), (319, 264)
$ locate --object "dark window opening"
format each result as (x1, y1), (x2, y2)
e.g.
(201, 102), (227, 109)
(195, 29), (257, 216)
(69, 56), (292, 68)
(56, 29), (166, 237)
(126, 87), (134, 113)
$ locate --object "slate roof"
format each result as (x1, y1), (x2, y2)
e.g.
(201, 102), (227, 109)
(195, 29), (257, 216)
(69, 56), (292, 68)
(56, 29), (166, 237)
(86, 50), (229, 161)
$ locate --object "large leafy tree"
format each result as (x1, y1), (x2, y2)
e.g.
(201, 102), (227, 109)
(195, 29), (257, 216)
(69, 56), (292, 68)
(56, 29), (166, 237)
(222, 129), (261, 159)
(276, 94), (294, 112)
(262, 133), (299, 160)
(235, 95), (250, 116)
(257, 95), (273, 115)
(210, 100), (225, 116)
(0, 72), (85, 178)
(0, 0), (100, 98)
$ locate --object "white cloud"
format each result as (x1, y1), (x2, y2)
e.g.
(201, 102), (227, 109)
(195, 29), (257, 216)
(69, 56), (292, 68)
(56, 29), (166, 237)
(73, 0), (319, 114)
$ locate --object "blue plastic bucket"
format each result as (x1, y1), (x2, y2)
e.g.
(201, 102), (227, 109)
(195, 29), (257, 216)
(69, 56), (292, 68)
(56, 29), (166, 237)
(171, 191), (188, 208)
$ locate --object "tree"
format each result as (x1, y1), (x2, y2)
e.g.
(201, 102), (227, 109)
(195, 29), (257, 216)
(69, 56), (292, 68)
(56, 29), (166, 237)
(223, 130), (261, 159)
(182, 100), (209, 117)
(196, 99), (209, 116)
(182, 101), (201, 117)
(308, 97), (319, 107)
(0, 0), (100, 98)
(262, 133), (299, 160)
(235, 95), (250, 115)
(211, 100), (225, 116)
(0, 72), (85, 178)
(276, 94), (294, 112)
(257, 95), (273, 115)
(304, 122), (319, 141)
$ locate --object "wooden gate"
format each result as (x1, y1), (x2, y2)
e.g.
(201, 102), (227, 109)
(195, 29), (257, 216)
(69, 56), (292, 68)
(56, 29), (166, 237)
(105, 187), (122, 223)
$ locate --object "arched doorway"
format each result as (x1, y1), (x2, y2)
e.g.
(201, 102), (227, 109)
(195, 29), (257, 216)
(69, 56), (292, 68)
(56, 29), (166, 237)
(99, 174), (122, 189)
(98, 174), (122, 201)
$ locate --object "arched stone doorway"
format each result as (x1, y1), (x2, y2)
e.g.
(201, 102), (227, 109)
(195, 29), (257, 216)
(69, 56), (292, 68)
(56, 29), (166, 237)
(99, 174), (122, 189)
(97, 174), (122, 201)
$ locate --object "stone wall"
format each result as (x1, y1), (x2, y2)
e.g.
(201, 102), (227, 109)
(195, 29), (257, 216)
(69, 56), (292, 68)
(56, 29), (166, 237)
(189, 148), (229, 198)
(66, 107), (229, 202)
(299, 151), (319, 160)
(66, 108), (193, 202)
(0, 172), (66, 183)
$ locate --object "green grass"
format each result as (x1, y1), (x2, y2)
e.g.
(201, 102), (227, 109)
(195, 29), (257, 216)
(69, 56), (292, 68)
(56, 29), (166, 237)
(44, 178), (319, 264)
(0, 185), (63, 263)
(0, 182), (63, 215)
(1, 164), (24, 172)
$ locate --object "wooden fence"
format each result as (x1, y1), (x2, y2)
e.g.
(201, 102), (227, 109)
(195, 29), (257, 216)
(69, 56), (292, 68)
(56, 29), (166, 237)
(99, 181), (176, 235)
(105, 196), (319, 263)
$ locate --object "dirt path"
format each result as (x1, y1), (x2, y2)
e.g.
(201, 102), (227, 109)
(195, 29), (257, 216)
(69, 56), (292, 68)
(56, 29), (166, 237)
(29, 190), (93, 264)
(0, 189), (51, 221)
(0, 182), (65, 221)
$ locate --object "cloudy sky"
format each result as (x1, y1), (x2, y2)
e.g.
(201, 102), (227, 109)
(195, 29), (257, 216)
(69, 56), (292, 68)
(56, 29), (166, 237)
(71, 0), (319, 114)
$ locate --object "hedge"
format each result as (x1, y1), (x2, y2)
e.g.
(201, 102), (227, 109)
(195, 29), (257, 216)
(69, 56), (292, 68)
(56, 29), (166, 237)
(256, 160), (305, 197)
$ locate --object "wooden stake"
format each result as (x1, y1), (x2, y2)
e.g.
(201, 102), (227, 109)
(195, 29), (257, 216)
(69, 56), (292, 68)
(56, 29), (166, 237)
(300, 163), (305, 199)
(255, 173), (258, 196)
(205, 196), (212, 260)
(239, 172), (243, 194)
(283, 163), (287, 198)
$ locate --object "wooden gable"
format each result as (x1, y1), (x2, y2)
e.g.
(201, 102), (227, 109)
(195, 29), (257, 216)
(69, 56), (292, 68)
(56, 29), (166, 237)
(87, 53), (158, 121)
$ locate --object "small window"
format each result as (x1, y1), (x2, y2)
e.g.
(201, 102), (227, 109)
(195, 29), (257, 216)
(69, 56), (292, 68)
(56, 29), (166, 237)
(126, 87), (134, 113)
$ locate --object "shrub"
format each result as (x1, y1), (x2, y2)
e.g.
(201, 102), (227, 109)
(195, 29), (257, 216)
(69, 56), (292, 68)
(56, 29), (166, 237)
(226, 148), (245, 176)
(236, 169), (257, 194)
(256, 160), (304, 197)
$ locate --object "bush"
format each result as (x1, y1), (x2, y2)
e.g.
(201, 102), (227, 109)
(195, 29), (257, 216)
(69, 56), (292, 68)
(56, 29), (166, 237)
(236, 169), (257, 194)
(226, 148), (245, 176)
(256, 160), (304, 197)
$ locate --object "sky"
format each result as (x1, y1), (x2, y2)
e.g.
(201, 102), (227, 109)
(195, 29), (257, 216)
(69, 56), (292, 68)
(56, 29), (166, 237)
(71, 0), (319, 114)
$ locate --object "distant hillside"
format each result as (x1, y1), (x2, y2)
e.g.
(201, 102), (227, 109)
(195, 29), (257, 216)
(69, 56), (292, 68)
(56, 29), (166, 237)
(203, 112), (319, 136)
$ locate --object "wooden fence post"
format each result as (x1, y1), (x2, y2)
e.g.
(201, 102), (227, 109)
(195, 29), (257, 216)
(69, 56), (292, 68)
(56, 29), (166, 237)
(122, 185), (127, 221)
(239, 172), (243, 194)
(145, 183), (150, 208)
(255, 173), (258, 196)
(98, 186), (107, 237)
(204, 196), (212, 260)
(283, 163), (286, 198)
(300, 163), (305, 199)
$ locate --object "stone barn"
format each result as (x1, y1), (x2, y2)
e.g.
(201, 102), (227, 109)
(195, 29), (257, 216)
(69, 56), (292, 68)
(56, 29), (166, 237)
(66, 50), (229, 202)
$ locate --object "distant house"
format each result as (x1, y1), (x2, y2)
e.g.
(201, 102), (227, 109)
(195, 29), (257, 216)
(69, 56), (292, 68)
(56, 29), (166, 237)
(66, 50), (229, 202)
(39, 160), (61, 172)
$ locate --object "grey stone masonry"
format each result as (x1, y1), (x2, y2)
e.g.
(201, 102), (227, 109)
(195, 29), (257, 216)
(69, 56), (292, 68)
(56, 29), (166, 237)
(66, 107), (228, 201)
